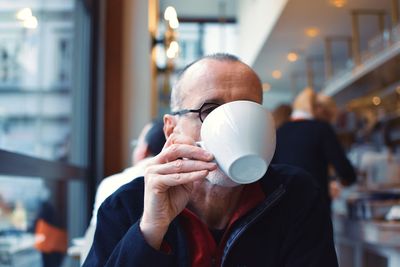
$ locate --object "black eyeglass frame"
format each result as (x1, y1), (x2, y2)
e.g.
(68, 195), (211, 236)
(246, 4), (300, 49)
(171, 102), (220, 122)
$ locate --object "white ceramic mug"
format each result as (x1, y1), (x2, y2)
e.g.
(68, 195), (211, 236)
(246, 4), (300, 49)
(199, 100), (276, 184)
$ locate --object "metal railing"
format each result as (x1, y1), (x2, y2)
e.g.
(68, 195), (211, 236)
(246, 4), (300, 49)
(324, 23), (400, 88)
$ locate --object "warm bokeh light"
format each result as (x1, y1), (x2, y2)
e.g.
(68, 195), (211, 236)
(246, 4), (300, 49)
(23, 16), (38, 29)
(169, 41), (179, 53)
(396, 86), (400, 94)
(329, 0), (347, 8)
(16, 8), (32, 21)
(372, 96), (381, 106)
(164, 6), (177, 21)
(287, 52), (299, 62)
(169, 17), (179, 29)
(272, 70), (282, 79)
(262, 83), (271, 92)
(166, 41), (179, 59)
(305, 27), (319, 38)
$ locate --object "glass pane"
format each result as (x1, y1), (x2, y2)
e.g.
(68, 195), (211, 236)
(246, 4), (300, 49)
(0, 175), (69, 267)
(203, 23), (238, 56)
(155, 21), (238, 116)
(174, 23), (201, 68)
(0, 0), (76, 161)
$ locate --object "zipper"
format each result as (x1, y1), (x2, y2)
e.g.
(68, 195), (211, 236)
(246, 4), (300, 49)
(221, 184), (286, 266)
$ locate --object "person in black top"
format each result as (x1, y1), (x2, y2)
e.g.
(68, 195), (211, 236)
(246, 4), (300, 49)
(272, 88), (356, 209)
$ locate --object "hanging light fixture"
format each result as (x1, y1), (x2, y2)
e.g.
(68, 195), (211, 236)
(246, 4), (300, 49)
(16, 7), (38, 29)
(16, 8), (32, 21)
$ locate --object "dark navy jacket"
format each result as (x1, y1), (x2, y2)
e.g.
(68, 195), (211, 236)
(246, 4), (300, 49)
(273, 120), (356, 198)
(83, 164), (338, 267)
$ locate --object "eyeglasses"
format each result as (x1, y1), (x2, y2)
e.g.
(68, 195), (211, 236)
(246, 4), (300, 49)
(171, 102), (220, 122)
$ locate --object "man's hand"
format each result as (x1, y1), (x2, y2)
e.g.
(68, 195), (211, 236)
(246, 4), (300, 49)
(139, 134), (217, 249)
(329, 180), (341, 199)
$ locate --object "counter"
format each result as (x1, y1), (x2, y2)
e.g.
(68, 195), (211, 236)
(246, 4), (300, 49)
(0, 233), (42, 267)
(333, 214), (400, 267)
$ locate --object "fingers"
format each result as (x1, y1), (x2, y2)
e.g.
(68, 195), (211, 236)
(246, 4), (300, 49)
(150, 170), (210, 189)
(157, 143), (213, 163)
(154, 133), (213, 164)
(163, 133), (196, 147)
(148, 159), (217, 175)
(145, 133), (216, 189)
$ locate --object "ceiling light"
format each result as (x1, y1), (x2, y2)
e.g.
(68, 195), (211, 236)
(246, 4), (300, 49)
(272, 70), (282, 79)
(16, 8), (32, 21)
(262, 83), (271, 92)
(372, 96), (381, 106)
(23, 16), (38, 29)
(164, 6), (177, 21)
(305, 27), (319, 38)
(169, 41), (179, 53)
(329, 0), (347, 8)
(287, 52), (299, 62)
(166, 41), (179, 59)
(169, 17), (179, 29)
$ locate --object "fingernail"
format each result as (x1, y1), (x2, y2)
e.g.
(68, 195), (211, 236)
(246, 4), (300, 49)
(204, 151), (213, 158)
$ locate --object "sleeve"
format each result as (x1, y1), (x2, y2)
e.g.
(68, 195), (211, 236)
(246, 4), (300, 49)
(321, 123), (356, 186)
(282, 177), (339, 267)
(82, 199), (176, 267)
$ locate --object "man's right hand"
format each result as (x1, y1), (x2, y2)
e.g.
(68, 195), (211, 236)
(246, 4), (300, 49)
(139, 133), (217, 250)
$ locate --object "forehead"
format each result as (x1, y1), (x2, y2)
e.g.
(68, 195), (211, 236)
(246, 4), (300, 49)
(179, 59), (262, 107)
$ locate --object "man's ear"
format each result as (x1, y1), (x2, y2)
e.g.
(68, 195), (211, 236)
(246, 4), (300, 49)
(163, 114), (177, 139)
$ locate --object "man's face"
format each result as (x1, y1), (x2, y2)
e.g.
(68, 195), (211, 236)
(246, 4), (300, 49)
(171, 59), (263, 186)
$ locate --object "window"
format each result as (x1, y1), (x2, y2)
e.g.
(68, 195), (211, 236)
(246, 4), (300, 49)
(155, 20), (238, 115)
(0, 1), (76, 161)
(0, 1), (93, 266)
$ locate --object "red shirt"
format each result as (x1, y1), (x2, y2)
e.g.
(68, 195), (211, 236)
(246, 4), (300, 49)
(179, 182), (266, 267)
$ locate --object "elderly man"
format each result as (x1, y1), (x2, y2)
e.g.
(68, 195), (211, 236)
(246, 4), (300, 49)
(83, 54), (338, 266)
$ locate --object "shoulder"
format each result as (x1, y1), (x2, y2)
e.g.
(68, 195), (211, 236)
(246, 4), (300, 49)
(261, 164), (321, 200)
(311, 119), (336, 132)
(100, 177), (145, 222)
(277, 120), (317, 132)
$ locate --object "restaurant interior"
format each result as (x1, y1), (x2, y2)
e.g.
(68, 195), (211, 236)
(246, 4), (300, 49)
(0, 0), (400, 266)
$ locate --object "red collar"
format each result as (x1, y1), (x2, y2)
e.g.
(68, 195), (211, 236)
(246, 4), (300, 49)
(180, 182), (265, 267)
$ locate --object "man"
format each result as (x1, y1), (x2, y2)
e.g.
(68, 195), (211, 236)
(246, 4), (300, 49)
(80, 119), (165, 263)
(84, 54), (338, 266)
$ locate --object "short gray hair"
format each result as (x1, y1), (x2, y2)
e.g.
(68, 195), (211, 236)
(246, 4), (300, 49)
(170, 53), (241, 111)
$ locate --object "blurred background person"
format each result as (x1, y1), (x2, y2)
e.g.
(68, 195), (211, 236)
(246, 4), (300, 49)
(79, 119), (166, 264)
(272, 103), (292, 129)
(315, 93), (338, 125)
(315, 94), (341, 199)
(32, 188), (67, 267)
(272, 88), (356, 212)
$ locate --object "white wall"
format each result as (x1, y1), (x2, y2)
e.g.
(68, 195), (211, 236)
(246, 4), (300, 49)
(237, 0), (288, 66)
